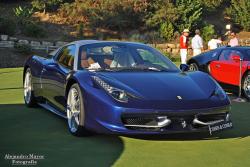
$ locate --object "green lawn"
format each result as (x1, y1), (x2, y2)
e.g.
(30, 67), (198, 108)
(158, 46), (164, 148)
(0, 68), (250, 167)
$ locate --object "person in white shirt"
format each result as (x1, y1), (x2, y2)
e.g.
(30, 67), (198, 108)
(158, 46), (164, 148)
(208, 35), (222, 50)
(191, 29), (203, 56)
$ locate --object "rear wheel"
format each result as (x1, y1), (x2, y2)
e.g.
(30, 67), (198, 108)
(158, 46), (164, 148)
(242, 72), (250, 100)
(189, 63), (199, 71)
(24, 68), (37, 107)
(67, 83), (89, 136)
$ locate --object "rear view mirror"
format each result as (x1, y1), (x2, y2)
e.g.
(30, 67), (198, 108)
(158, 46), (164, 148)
(180, 64), (189, 72)
(231, 55), (241, 61)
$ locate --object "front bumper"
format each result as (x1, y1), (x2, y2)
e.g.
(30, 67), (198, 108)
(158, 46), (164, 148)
(85, 94), (231, 135)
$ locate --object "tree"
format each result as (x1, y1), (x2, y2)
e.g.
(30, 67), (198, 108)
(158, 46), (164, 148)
(175, 0), (203, 32)
(159, 22), (174, 41)
(226, 0), (250, 31)
(31, 0), (64, 13)
(145, 0), (178, 28)
(59, 0), (148, 31)
(199, 0), (225, 11)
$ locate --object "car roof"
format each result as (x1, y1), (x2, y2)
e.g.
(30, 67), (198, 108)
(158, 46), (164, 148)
(68, 40), (148, 47)
(217, 46), (250, 51)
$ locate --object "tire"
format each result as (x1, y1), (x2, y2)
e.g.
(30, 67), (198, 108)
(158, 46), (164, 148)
(189, 63), (199, 71)
(23, 68), (37, 107)
(66, 83), (89, 136)
(242, 72), (250, 100)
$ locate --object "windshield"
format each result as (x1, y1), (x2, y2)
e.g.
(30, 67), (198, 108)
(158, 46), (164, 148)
(78, 42), (179, 72)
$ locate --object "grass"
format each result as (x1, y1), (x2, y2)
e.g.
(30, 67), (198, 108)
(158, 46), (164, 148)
(0, 67), (250, 167)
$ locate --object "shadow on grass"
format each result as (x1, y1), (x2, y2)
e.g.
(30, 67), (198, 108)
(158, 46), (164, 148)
(0, 104), (124, 167)
(0, 87), (23, 90)
(0, 69), (23, 75)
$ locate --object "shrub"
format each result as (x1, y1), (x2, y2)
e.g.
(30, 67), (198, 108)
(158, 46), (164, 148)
(14, 43), (31, 54)
(13, 6), (33, 26)
(31, 0), (64, 12)
(22, 21), (46, 38)
(0, 17), (16, 35)
(159, 22), (174, 41)
(13, 6), (33, 19)
(157, 47), (180, 62)
(201, 24), (215, 43)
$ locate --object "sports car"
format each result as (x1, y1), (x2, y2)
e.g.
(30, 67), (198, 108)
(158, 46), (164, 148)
(187, 46), (250, 100)
(23, 40), (232, 136)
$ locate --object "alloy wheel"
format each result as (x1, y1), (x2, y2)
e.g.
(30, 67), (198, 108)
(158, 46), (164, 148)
(189, 63), (198, 71)
(67, 87), (81, 133)
(24, 71), (32, 104)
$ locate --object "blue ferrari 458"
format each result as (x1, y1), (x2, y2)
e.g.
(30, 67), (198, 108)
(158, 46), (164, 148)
(23, 40), (232, 136)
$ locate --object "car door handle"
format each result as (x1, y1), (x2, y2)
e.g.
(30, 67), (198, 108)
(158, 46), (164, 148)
(41, 68), (46, 72)
(215, 64), (220, 68)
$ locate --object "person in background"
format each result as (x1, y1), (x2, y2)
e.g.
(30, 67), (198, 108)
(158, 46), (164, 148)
(217, 36), (223, 47)
(208, 35), (222, 50)
(228, 32), (239, 47)
(179, 29), (189, 64)
(191, 29), (203, 56)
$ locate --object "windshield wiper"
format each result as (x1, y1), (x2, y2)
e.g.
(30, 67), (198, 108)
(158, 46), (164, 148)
(110, 66), (167, 72)
(88, 66), (168, 72)
(88, 67), (114, 72)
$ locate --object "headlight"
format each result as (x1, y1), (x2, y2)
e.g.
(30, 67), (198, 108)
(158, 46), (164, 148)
(213, 86), (227, 100)
(92, 76), (128, 103)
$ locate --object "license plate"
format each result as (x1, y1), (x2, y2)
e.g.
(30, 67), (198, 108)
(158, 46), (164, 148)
(208, 121), (233, 135)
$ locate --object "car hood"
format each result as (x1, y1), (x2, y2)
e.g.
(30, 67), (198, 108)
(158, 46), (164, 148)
(96, 71), (216, 101)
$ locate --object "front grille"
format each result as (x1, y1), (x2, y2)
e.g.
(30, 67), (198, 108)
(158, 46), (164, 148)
(197, 113), (226, 122)
(121, 112), (228, 132)
(123, 117), (159, 126)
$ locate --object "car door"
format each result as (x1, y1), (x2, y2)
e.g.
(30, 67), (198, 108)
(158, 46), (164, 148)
(210, 49), (243, 86)
(42, 44), (76, 112)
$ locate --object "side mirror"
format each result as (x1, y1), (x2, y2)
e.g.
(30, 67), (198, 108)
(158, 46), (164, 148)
(180, 64), (189, 72)
(231, 55), (241, 62)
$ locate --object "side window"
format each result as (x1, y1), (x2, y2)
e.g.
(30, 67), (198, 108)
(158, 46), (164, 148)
(56, 45), (76, 69)
(219, 50), (242, 61)
(244, 50), (250, 61)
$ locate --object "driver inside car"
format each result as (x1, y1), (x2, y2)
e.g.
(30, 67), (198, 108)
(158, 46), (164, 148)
(81, 50), (101, 69)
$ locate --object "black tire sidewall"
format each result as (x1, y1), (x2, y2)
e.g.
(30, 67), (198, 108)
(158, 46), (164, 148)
(242, 72), (250, 100)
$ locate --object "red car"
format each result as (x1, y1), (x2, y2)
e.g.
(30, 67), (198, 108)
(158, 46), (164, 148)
(187, 46), (250, 100)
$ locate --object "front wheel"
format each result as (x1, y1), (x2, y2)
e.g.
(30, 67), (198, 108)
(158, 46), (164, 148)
(189, 63), (199, 71)
(242, 72), (250, 100)
(24, 68), (37, 107)
(67, 83), (89, 136)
